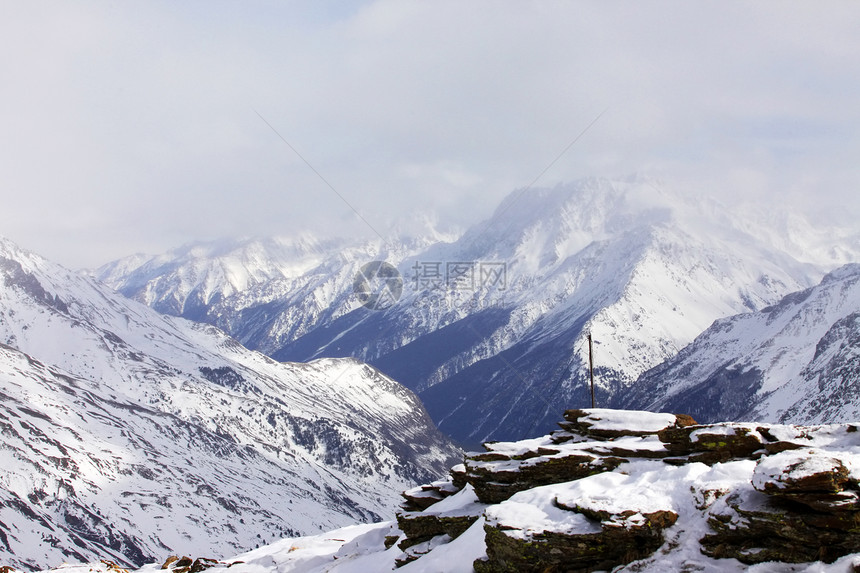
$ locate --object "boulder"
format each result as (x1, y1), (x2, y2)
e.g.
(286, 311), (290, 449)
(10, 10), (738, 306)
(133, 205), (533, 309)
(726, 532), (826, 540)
(753, 449), (850, 495)
(396, 513), (479, 551)
(476, 490), (678, 573)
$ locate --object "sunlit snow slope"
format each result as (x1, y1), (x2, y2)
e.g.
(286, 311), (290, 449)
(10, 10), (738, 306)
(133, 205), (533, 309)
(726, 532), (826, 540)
(0, 238), (460, 570)
(624, 263), (860, 424)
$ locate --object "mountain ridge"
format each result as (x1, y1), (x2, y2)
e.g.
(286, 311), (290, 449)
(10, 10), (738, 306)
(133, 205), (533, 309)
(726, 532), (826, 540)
(623, 262), (860, 423)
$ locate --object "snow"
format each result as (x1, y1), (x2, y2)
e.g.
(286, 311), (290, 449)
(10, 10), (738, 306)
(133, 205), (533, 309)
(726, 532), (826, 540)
(690, 424), (763, 442)
(418, 485), (486, 516)
(574, 408), (678, 433)
(485, 496), (601, 539)
(752, 449), (847, 490)
(552, 466), (678, 517)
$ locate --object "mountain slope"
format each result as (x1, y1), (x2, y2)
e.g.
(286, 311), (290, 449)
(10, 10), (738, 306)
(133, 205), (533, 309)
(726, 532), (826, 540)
(0, 238), (460, 570)
(623, 263), (860, 423)
(96, 177), (858, 445)
(94, 235), (340, 322)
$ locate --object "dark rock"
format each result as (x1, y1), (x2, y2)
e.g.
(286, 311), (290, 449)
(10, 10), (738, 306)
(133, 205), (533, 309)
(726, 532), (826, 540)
(450, 463), (468, 490)
(396, 513), (479, 551)
(169, 557), (194, 573)
(395, 534), (451, 568)
(555, 501), (679, 530)
(754, 453), (849, 495)
(658, 424), (765, 462)
(579, 440), (670, 459)
(475, 514), (671, 573)
(189, 558), (220, 573)
(400, 479), (462, 512)
(778, 491), (860, 512)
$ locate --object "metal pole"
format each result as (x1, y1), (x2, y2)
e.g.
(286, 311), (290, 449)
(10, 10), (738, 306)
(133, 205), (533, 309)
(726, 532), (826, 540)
(588, 333), (595, 408)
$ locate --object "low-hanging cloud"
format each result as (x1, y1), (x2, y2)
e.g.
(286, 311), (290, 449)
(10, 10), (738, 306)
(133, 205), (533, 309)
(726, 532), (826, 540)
(1, 1), (858, 267)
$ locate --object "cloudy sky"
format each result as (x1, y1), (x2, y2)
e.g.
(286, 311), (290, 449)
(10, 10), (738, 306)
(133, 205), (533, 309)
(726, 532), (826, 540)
(2, 1), (859, 268)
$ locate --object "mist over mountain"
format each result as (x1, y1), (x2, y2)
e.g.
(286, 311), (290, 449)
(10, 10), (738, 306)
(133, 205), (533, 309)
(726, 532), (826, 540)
(97, 177), (860, 445)
(0, 237), (460, 569)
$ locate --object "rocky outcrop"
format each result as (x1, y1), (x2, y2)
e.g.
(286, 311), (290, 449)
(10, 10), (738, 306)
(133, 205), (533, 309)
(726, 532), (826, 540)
(461, 409), (698, 505)
(701, 446), (860, 564)
(159, 556), (234, 573)
(476, 513), (676, 573)
(558, 408), (696, 439)
(399, 478), (461, 512)
(389, 408), (860, 572)
(465, 449), (626, 505)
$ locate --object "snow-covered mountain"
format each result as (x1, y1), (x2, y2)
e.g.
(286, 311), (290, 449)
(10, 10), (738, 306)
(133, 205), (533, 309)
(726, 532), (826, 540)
(94, 235), (340, 322)
(96, 177), (859, 445)
(0, 238), (460, 570)
(623, 263), (860, 424)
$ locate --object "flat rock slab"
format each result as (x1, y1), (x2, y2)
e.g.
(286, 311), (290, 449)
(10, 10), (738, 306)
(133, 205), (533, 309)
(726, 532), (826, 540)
(561, 408), (696, 439)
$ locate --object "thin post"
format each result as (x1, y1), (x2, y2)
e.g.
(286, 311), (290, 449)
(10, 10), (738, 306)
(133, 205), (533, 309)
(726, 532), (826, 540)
(588, 333), (595, 408)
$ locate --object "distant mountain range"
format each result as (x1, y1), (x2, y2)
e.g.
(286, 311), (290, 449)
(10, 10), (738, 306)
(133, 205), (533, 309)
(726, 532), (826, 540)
(96, 177), (860, 445)
(0, 238), (460, 570)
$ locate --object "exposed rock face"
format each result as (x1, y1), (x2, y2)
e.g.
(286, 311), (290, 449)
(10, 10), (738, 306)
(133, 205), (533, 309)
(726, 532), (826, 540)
(465, 450), (626, 505)
(158, 556), (230, 573)
(559, 408), (696, 439)
(476, 514), (675, 573)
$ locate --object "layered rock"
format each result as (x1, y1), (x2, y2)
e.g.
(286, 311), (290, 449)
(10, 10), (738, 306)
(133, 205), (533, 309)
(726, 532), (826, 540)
(393, 409), (860, 572)
(395, 482), (486, 567)
(477, 477), (679, 573)
(701, 446), (860, 564)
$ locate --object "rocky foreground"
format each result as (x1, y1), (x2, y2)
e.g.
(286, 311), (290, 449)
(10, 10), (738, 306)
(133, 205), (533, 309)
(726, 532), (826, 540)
(25, 408), (860, 572)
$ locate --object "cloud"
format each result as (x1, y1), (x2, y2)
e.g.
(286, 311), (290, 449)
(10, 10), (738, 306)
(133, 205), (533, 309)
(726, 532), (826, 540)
(1, 1), (859, 267)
